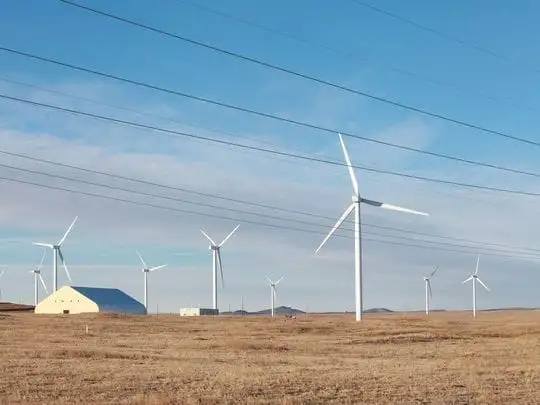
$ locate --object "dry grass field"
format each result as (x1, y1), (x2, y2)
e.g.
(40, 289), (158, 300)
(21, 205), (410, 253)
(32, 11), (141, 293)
(0, 311), (539, 404)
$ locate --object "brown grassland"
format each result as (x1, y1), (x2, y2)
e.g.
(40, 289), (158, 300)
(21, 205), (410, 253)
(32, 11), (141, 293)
(0, 310), (539, 404)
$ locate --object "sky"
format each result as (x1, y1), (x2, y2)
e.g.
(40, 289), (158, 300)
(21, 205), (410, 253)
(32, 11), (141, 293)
(1, 0), (540, 313)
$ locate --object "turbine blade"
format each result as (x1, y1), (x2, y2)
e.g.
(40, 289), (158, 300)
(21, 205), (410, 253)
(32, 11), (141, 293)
(58, 216), (78, 246)
(219, 224), (240, 247)
(200, 229), (216, 245)
(475, 256), (480, 275)
(136, 251), (148, 269)
(462, 276), (473, 284)
(265, 275), (273, 285)
(476, 277), (490, 291)
(0, 268), (5, 279)
(58, 249), (73, 284)
(37, 249), (47, 272)
(38, 274), (48, 293)
(275, 277), (284, 285)
(430, 266), (439, 277)
(33, 242), (54, 248)
(217, 250), (225, 289)
(149, 264), (167, 272)
(315, 203), (355, 254)
(362, 199), (429, 216)
(338, 133), (359, 196)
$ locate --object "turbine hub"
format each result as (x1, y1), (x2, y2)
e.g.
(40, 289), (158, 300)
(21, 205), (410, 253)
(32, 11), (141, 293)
(352, 195), (360, 203)
(210, 245), (218, 251)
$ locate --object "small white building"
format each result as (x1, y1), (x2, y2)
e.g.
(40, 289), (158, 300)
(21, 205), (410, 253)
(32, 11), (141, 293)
(35, 286), (146, 315)
(180, 307), (219, 316)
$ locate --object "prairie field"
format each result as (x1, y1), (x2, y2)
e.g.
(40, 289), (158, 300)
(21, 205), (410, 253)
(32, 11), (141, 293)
(0, 310), (539, 404)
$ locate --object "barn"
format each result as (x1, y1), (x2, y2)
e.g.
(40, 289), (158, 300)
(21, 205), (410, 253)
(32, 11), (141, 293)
(35, 286), (146, 315)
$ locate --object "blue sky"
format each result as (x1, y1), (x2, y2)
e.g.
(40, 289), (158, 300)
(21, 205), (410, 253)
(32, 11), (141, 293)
(0, 0), (540, 313)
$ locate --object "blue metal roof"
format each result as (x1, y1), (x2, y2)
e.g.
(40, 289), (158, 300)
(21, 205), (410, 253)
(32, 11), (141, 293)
(71, 286), (145, 314)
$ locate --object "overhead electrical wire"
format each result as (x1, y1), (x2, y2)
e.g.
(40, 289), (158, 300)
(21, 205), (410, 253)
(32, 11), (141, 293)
(55, 0), (540, 148)
(0, 171), (537, 261)
(0, 76), (295, 158)
(2, 45), (539, 182)
(349, 0), (531, 70)
(3, 93), (540, 199)
(174, 0), (536, 113)
(2, 145), (540, 255)
(5, 160), (540, 257)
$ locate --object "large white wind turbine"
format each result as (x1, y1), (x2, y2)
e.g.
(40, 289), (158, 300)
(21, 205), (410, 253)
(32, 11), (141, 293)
(315, 134), (429, 321)
(265, 276), (284, 317)
(32, 216), (78, 292)
(30, 249), (48, 306)
(0, 266), (6, 301)
(200, 225), (240, 311)
(137, 251), (167, 312)
(424, 266), (438, 315)
(462, 256), (490, 317)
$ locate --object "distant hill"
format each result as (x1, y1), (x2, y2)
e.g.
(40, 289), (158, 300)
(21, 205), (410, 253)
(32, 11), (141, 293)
(254, 306), (305, 316)
(221, 306), (305, 316)
(364, 308), (393, 313)
(0, 302), (35, 312)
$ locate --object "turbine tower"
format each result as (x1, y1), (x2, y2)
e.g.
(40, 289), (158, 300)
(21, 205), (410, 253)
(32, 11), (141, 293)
(265, 276), (284, 317)
(137, 251), (167, 312)
(462, 256), (490, 317)
(0, 267), (6, 301)
(30, 249), (48, 306)
(200, 225), (240, 311)
(424, 266), (439, 315)
(32, 216), (78, 292)
(315, 134), (428, 322)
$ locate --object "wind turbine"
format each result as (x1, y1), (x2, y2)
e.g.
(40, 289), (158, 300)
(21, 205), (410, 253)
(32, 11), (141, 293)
(315, 134), (429, 321)
(32, 216), (78, 292)
(200, 225), (240, 311)
(0, 266), (6, 301)
(137, 251), (167, 312)
(30, 249), (48, 306)
(462, 256), (490, 317)
(424, 266), (438, 315)
(265, 276), (284, 317)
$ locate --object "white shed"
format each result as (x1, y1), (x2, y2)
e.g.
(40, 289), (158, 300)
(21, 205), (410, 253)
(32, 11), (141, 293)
(180, 307), (219, 316)
(35, 286), (146, 315)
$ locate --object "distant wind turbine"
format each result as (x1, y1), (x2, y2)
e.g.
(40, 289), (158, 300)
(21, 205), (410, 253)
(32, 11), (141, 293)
(200, 225), (240, 311)
(265, 276), (284, 317)
(30, 249), (48, 306)
(0, 266), (6, 301)
(32, 216), (78, 292)
(424, 266), (438, 315)
(137, 251), (167, 312)
(462, 256), (490, 317)
(315, 134), (429, 321)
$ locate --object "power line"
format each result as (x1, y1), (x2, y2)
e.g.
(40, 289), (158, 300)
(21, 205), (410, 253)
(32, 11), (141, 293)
(5, 160), (540, 258)
(175, 0), (537, 114)
(0, 171), (537, 260)
(56, 0), (540, 148)
(2, 145), (540, 255)
(2, 45), (540, 181)
(3, 92), (540, 199)
(349, 0), (530, 70)
(0, 76), (296, 157)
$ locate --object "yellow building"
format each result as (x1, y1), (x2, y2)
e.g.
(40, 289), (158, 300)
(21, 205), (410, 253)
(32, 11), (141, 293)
(35, 286), (146, 315)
